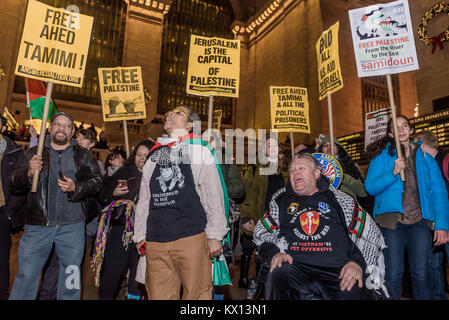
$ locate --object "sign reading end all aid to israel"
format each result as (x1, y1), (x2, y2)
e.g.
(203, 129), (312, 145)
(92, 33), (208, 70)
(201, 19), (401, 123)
(348, 0), (419, 77)
(316, 21), (344, 100)
(186, 35), (240, 98)
(98, 66), (146, 122)
(15, 0), (93, 87)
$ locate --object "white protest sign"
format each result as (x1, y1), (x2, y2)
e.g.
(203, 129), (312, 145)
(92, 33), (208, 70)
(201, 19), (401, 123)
(364, 108), (392, 149)
(348, 0), (419, 77)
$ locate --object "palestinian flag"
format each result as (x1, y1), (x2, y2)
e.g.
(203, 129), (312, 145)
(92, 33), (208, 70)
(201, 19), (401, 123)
(261, 213), (279, 233)
(25, 78), (58, 121)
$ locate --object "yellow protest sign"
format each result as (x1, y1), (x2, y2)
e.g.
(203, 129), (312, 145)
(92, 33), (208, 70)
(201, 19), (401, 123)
(186, 35), (240, 98)
(316, 21), (344, 100)
(212, 109), (223, 130)
(98, 66), (146, 122)
(15, 0), (93, 87)
(270, 86), (310, 133)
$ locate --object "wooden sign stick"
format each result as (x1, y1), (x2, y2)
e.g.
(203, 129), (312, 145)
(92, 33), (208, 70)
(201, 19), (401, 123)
(327, 93), (336, 157)
(123, 119), (130, 158)
(31, 81), (54, 193)
(386, 73), (405, 181)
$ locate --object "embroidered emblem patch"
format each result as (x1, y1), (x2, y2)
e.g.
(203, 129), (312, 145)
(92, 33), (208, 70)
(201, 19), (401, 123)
(287, 203), (299, 215)
(299, 211), (320, 236)
(318, 201), (330, 213)
(313, 153), (343, 189)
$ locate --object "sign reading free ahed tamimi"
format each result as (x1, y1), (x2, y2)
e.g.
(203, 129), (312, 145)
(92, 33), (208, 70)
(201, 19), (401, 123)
(15, 0), (93, 87)
(98, 66), (146, 122)
(270, 86), (310, 133)
(186, 35), (240, 98)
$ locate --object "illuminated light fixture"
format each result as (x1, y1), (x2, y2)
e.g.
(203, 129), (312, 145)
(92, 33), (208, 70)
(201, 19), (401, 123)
(246, 27), (251, 33)
(264, 10), (268, 16)
(138, 0), (144, 4)
(267, 7), (272, 14)
(159, 3), (164, 10)
(258, 17), (263, 23)
(145, 0), (150, 5)
(256, 20), (260, 25)
(270, 4), (275, 10)
(251, 21), (256, 28)
(152, 1), (157, 8)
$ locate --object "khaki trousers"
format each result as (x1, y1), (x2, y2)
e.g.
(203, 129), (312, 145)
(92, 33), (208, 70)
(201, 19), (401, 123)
(145, 232), (212, 300)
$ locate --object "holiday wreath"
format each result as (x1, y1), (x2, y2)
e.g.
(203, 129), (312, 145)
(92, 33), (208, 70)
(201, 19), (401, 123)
(418, 2), (449, 53)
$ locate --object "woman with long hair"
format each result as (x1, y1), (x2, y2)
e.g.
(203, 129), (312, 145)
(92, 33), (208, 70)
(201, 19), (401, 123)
(93, 140), (154, 300)
(365, 115), (449, 300)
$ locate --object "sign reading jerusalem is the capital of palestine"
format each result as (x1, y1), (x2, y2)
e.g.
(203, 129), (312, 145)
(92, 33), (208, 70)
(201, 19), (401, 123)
(186, 35), (240, 98)
(15, 0), (93, 87)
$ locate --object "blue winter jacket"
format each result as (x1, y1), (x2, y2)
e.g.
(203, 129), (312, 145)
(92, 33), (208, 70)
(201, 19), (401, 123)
(365, 142), (449, 231)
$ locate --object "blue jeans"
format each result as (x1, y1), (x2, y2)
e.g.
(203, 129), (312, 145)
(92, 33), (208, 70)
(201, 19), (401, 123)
(428, 243), (449, 300)
(380, 220), (432, 300)
(9, 222), (85, 300)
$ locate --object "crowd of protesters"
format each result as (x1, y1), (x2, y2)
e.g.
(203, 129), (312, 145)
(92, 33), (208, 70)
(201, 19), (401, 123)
(0, 108), (449, 300)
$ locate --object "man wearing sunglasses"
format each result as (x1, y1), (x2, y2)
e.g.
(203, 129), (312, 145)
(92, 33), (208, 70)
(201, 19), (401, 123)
(133, 106), (229, 300)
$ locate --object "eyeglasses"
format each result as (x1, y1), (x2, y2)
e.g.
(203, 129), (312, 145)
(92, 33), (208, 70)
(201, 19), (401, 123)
(164, 109), (189, 118)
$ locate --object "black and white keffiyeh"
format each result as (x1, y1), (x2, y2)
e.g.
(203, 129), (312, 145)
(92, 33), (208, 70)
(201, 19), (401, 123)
(253, 186), (390, 299)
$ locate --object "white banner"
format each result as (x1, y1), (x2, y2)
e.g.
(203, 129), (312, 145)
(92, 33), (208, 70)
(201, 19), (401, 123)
(348, 0), (419, 77)
(365, 108), (392, 149)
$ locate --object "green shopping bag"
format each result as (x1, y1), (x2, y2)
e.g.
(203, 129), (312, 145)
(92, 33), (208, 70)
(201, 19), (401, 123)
(212, 254), (232, 286)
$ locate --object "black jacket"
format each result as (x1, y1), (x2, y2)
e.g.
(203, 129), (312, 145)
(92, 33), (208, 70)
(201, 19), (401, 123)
(1, 136), (27, 228)
(257, 176), (366, 282)
(96, 164), (142, 226)
(9, 137), (103, 226)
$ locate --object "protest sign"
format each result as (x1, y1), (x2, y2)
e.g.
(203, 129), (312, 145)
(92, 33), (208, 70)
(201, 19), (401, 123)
(15, 0), (93, 87)
(270, 86), (310, 133)
(316, 21), (344, 100)
(98, 66), (146, 122)
(364, 108), (392, 149)
(212, 109), (223, 130)
(348, 0), (419, 77)
(186, 35), (240, 98)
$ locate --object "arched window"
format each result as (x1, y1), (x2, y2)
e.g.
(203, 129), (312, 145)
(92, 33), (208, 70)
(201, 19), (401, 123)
(157, 0), (234, 124)
(361, 75), (401, 116)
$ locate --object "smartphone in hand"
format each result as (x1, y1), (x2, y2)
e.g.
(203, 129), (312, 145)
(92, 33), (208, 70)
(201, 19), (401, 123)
(58, 171), (67, 182)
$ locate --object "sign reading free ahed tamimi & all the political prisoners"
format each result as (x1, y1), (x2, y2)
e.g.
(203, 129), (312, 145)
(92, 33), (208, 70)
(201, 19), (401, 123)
(98, 66), (146, 122)
(270, 86), (310, 134)
(15, 0), (93, 87)
(348, 0), (419, 77)
(186, 35), (240, 98)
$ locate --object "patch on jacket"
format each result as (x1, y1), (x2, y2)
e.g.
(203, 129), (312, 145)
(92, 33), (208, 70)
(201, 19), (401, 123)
(349, 201), (367, 238)
(261, 213), (279, 233)
(287, 202), (299, 215)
